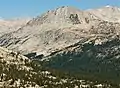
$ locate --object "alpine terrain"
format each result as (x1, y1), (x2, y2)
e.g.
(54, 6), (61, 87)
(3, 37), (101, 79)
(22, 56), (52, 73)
(0, 6), (120, 87)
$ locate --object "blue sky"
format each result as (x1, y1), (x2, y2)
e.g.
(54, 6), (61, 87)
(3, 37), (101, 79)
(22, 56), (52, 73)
(0, 0), (120, 19)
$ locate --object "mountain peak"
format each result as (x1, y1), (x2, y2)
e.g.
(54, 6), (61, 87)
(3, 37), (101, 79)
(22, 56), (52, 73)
(104, 5), (120, 10)
(105, 5), (112, 8)
(27, 6), (84, 25)
(55, 6), (79, 10)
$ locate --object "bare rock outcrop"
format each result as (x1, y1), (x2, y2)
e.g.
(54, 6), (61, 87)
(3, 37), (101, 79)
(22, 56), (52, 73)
(0, 6), (120, 56)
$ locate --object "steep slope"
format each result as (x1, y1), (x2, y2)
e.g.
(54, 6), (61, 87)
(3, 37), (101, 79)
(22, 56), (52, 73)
(0, 18), (30, 36)
(0, 47), (114, 88)
(0, 6), (106, 55)
(43, 36), (120, 85)
(0, 19), (119, 56)
(1, 6), (120, 56)
(87, 6), (120, 22)
(0, 5), (120, 87)
(27, 6), (99, 25)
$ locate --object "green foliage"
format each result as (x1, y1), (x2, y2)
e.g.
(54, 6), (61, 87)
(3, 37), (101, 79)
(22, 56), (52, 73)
(43, 38), (120, 86)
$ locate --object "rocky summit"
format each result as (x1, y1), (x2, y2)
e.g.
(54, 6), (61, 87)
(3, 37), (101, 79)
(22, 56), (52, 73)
(0, 5), (120, 87)
(0, 6), (120, 56)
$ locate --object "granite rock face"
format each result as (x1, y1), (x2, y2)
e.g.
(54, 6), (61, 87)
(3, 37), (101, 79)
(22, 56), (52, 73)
(1, 6), (120, 56)
(0, 6), (120, 87)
